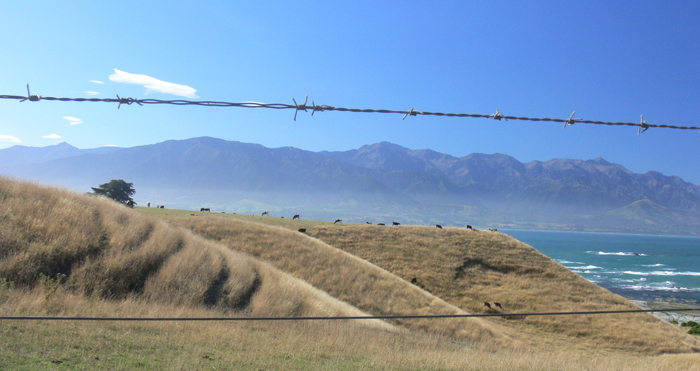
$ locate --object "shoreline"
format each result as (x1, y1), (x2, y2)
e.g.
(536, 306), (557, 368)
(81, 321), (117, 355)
(629, 297), (700, 323)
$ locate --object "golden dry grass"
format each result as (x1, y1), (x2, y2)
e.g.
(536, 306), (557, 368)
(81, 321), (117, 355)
(162, 215), (517, 349)
(2, 289), (699, 370)
(0, 176), (391, 332)
(2, 176), (700, 370)
(162, 211), (700, 355)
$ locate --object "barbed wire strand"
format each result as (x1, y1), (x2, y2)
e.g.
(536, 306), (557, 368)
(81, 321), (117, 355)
(2, 86), (699, 133)
(1, 307), (699, 321)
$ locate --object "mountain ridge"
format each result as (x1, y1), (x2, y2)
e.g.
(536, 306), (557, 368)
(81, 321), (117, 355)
(1, 137), (698, 234)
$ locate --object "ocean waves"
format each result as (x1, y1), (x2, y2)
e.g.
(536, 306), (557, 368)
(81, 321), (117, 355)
(586, 251), (647, 256)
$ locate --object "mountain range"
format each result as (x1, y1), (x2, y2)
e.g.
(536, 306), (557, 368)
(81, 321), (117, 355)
(2, 137), (699, 235)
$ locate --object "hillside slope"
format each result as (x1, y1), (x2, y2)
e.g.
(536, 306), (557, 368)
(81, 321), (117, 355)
(169, 212), (700, 354)
(0, 176), (392, 331)
(159, 213), (517, 347)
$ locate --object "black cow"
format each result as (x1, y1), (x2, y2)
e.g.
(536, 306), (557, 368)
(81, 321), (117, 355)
(261, 211), (268, 216)
(436, 224), (442, 229)
(298, 228), (306, 233)
(200, 208), (210, 212)
(377, 223), (385, 226)
(293, 214), (300, 220)
(392, 222), (400, 226)
(466, 225), (472, 230)
(334, 219), (342, 224)
(484, 302), (491, 309)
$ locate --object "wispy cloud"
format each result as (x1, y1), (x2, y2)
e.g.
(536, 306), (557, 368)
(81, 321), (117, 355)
(90, 80), (104, 84)
(108, 69), (198, 98)
(63, 116), (83, 126)
(102, 144), (118, 147)
(85, 91), (100, 96)
(43, 133), (62, 139)
(0, 135), (21, 143)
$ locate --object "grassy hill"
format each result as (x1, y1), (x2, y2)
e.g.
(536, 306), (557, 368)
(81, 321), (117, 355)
(156, 210), (699, 354)
(1, 176), (699, 370)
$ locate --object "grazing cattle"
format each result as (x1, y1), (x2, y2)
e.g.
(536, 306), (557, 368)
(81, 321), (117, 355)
(298, 228), (306, 233)
(190, 213), (196, 216)
(410, 277), (418, 284)
(377, 223), (385, 226)
(436, 224), (442, 229)
(484, 302), (492, 309)
(392, 222), (400, 226)
(366, 221), (372, 224)
(261, 211), (268, 216)
(293, 214), (300, 220)
(494, 302), (502, 309)
(200, 208), (210, 212)
(466, 225), (472, 230)
(334, 219), (342, 224)
(147, 202), (151, 208)
(126, 200), (135, 208)
(160, 205), (165, 209)
(281, 216), (284, 218)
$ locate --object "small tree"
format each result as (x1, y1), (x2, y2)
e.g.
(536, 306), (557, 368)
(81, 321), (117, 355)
(91, 179), (136, 207)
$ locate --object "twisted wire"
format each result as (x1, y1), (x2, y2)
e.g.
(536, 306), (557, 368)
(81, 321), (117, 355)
(2, 91), (699, 131)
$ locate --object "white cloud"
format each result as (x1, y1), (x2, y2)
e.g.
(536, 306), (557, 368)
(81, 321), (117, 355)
(85, 91), (100, 96)
(102, 144), (118, 147)
(64, 116), (83, 126)
(0, 135), (21, 143)
(43, 133), (62, 139)
(109, 69), (198, 98)
(90, 80), (104, 84)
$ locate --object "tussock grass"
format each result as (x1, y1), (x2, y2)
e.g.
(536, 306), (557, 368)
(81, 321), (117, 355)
(164, 215), (518, 349)
(2, 290), (699, 370)
(165, 211), (700, 355)
(0, 176), (391, 331)
(3, 177), (700, 369)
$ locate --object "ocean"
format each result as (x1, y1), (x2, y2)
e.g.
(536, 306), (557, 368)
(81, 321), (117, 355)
(502, 230), (700, 304)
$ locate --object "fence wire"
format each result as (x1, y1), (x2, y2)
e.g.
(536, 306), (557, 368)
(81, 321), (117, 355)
(2, 86), (699, 134)
(2, 307), (699, 321)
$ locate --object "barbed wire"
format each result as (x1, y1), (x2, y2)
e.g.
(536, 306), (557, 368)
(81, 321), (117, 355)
(2, 85), (699, 134)
(1, 307), (699, 321)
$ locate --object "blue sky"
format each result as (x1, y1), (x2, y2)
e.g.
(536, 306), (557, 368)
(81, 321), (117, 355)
(1, 1), (699, 183)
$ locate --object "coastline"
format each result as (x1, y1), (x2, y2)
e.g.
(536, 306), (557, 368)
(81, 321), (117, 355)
(629, 297), (700, 323)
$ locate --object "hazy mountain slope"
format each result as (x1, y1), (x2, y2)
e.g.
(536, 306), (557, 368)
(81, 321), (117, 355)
(0, 142), (120, 166)
(1, 137), (699, 233)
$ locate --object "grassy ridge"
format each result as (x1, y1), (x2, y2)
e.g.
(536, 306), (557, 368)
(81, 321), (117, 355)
(0, 176), (392, 330)
(2, 177), (700, 370)
(161, 210), (700, 354)
(161, 214), (517, 348)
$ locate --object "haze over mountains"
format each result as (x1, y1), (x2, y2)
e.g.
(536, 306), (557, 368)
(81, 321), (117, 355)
(2, 137), (699, 234)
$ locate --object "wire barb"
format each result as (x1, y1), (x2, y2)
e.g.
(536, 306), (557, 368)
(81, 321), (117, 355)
(311, 100), (324, 116)
(292, 95), (309, 121)
(563, 111), (582, 129)
(19, 84), (41, 102)
(116, 95), (142, 109)
(638, 115), (650, 136)
(402, 107), (419, 120)
(490, 109), (507, 121)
